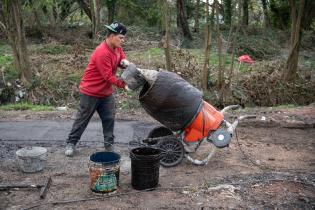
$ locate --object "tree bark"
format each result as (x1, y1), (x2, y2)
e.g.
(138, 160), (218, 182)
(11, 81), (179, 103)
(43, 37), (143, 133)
(89, 0), (96, 37)
(89, 0), (101, 41)
(33, 10), (42, 29)
(223, 0), (232, 26)
(302, 0), (315, 30)
(0, 0), (31, 84)
(106, 0), (117, 24)
(215, 0), (223, 89)
(261, 0), (270, 28)
(283, 0), (305, 81)
(162, 0), (172, 71)
(176, 0), (193, 41)
(76, 0), (92, 21)
(242, 0), (249, 26)
(94, 0), (101, 37)
(193, 0), (200, 32)
(228, 0), (242, 83)
(201, 0), (212, 91)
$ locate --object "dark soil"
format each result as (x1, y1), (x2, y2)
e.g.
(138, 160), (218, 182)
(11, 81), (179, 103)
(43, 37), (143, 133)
(0, 105), (314, 209)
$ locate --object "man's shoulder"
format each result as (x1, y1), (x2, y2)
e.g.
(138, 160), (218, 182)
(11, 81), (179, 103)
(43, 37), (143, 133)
(94, 43), (111, 57)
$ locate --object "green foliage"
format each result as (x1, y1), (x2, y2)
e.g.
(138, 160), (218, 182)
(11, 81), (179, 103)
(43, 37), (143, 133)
(0, 102), (54, 111)
(235, 30), (281, 60)
(116, 0), (162, 27)
(0, 43), (19, 104)
(147, 47), (164, 56)
(0, 41), (12, 54)
(126, 47), (165, 69)
(275, 104), (298, 109)
(116, 89), (141, 110)
(0, 54), (13, 67)
(34, 43), (72, 55)
(235, 60), (315, 106)
(0, 52), (19, 82)
(270, 0), (290, 29)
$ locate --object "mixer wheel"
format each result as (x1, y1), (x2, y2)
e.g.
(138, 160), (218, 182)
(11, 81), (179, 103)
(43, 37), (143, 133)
(157, 136), (184, 167)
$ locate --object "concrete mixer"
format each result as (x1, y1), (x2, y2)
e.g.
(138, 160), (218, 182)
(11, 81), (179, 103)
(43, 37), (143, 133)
(122, 64), (255, 167)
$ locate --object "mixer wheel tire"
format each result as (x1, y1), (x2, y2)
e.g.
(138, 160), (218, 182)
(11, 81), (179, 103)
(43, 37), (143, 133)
(144, 126), (174, 145)
(157, 136), (184, 167)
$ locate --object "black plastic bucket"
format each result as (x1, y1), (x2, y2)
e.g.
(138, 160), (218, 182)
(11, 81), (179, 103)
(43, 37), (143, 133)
(89, 152), (121, 193)
(130, 147), (162, 190)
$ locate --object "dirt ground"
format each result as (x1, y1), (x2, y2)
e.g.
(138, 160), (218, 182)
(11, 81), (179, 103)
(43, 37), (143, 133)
(0, 105), (314, 210)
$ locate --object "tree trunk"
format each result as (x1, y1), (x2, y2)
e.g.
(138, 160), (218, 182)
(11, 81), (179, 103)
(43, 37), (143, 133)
(228, 0), (242, 83)
(223, 0), (232, 26)
(76, 0), (92, 21)
(89, 0), (101, 41)
(162, 1), (172, 71)
(261, 0), (270, 28)
(0, 0), (31, 84)
(302, 0), (315, 30)
(283, 0), (305, 81)
(89, 0), (96, 38)
(33, 10), (42, 29)
(215, 0), (223, 89)
(106, 0), (117, 24)
(95, 0), (101, 29)
(242, 0), (249, 26)
(52, 0), (59, 24)
(193, 0), (200, 32)
(201, 0), (212, 91)
(176, 0), (193, 41)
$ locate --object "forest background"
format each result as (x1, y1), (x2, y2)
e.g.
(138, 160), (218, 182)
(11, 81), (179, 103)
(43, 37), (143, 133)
(0, 0), (314, 112)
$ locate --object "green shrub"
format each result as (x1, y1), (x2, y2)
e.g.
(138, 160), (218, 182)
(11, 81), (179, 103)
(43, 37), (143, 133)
(34, 43), (72, 55)
(0, 102), (54, 111)
(235, 33), (281, 60)
(0, 54), (19, 82)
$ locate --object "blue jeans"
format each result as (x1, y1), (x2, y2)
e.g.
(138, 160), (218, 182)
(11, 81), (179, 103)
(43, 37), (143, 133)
(67, 93), (115, 147)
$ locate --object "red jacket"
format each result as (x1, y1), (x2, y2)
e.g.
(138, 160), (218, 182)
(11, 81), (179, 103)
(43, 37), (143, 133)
(80, 42), (126, 97)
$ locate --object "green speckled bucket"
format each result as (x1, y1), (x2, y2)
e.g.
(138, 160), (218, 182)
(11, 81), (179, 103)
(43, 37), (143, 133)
(89, 152), (121, 193)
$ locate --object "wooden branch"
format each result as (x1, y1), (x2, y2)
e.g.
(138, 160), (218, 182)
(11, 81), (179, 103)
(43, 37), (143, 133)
(0, 183), (43, 190)
(0, 20), (6, 31)
(39, 177), (52, 199)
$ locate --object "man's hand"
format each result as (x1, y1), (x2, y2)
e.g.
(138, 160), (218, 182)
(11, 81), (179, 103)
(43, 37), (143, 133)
(120, 59), (130, 68)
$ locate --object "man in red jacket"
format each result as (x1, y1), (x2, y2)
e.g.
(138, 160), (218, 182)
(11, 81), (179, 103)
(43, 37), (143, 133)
(65, 21), (128, 157)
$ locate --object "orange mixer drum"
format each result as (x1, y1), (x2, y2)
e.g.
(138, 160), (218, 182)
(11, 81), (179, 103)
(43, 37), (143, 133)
(184, 101), (224, 142)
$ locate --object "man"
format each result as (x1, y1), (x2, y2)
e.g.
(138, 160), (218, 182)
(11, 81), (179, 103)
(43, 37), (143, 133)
(65, 21), (129, 157)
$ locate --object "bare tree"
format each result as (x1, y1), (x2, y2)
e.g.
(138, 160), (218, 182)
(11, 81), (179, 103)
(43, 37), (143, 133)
(215, 0), (223, 89)
(201, 0), (212, 91)
(162, 0), (172, 71)
(193, 0), (200, 32)
(105, 0), (117, 24)
(90, 0), (101, 40)
(261, 0), (270, 28)
(283, 0), (305, 81)
(227, 0), (242, 83)
(242, 0), (249, 26)
(76, 0), (92, 21)
(0, 0), (31, 84)
(223, 0), (232, 26)
(176, 0), (193, 41)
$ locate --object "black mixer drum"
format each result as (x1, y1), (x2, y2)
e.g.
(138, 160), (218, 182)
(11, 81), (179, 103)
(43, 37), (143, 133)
(139, 71), (203, 131)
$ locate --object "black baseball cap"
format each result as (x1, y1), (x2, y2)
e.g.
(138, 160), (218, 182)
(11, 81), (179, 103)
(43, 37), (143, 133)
(105, 21), (127, 35)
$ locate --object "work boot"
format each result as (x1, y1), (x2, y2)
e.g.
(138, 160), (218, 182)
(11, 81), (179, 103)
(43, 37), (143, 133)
(65, 143), (75, 157)
(105, 143), (114, 152)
